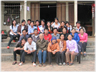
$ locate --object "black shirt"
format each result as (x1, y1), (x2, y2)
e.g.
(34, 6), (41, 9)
(16, 42), (24, 48)
(60, 33), (69, 40)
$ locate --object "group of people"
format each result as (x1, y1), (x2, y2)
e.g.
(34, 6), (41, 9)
(7, 18), (88, 66)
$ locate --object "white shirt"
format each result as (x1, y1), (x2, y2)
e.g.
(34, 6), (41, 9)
(39, 25), (45, 33)
(51, 22), (60, 29)
(10, 25), (18, 35)
(24, 41), (36, 51)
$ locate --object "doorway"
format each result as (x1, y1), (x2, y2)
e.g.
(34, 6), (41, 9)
(40, 4), (56, 24)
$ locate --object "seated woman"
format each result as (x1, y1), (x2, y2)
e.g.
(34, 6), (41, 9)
(45, 21), (53, 34)
(78, 28), (88, 56)
(7, 20), (19, 49)
(57, 34), (66, 65)
(70, 28), (80, 44)
(47, 37), (60, 66)
(66, 35), (78, 65)
(60, 27), (69, 40)
(12, 38), (26, 65)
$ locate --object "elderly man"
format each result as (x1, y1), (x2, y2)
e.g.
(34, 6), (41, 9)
(36, 33), (48, 67)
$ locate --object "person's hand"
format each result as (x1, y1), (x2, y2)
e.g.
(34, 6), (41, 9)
(14, 33), (17, 35)
(14, 48), (17, 51)
(53, 51), (56, 54)
(27, 50), (31, 54)
(82, 41), (84, 43)
(42, 50), (43, 52)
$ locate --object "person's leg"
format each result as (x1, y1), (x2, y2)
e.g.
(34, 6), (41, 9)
(65, 51), (70, 63)
(59, 53), (62, 63)
(48, 52), (52, 64)
(20, 50), (24, 62)
(43, 50), (47, 64)
(61, 51), (65, 63)
(55, 52), (60, 64)
(16, 34), (20, 40)
(83, 42), (87, 52)
(7, 35), (14, 46)
(79, 42), (83, 53)
(38, 50), (42, 64)
(32, 50), (37, 63)
(21, 51), (27, 63)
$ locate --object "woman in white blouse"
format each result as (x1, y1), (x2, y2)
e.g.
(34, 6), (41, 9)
(7, 20), (19, 49)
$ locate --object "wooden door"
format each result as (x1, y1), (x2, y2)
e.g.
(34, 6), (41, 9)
(31, 3), (40, 24)
(57, 3), (66, 23)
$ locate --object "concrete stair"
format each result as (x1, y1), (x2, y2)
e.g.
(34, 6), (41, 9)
(1, 37), (95, 62)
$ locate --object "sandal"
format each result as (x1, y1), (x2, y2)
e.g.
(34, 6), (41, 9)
(43, 64), (46, 67)
(39, 64), (42, 67)
(66, 62), (69, 65)
(12, 62), (17, 65)
(69, 63), (74, 66)
(83, 53), (86, 57)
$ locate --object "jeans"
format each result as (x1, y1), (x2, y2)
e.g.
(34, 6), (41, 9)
(38, 50), (47, 64)
(79, 42), (87, 52)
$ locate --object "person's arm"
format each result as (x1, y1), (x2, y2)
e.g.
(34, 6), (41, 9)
(47, 43), (52, 52)
(55, 43), (60, 52)
(18, 35), (22, 43)
(31, 42), (36, 52)
(49, 35), (52, 41)
(76, 34), (80, 43)
(43, 41), (48, 51)
(62, 41), (66, 51)
(24, 43), (28, 53)
(84, 33), (88, 42)
(66, 41), (69, 52)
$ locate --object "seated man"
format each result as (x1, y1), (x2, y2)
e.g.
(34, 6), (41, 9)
(12, 38), (26, 65)
(18, 29), (29, 43)
(36, 33), (48, 67)
(44, 28), (52, 42)
(66, 35), (79, 65)
(47, 37), (60, 66)
(19, 37), (37, 66)
(51, 28), (60, 39)
(57, 34), (66, 66)
(31, 29), (39, 43)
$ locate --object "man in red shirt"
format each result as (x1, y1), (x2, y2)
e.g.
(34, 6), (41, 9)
(44, 29), (52, 42)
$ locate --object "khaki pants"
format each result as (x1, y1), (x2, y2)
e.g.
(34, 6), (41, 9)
(65, 51), (78, 63)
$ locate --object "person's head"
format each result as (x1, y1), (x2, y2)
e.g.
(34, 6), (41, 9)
(76, 21), (81, 28)
(30, 21), (34, 27)
(53, 28), (58, 34)
(47, 21), (51, 27)
(22, 29), (27, 36)
(27, 19), (31, 25)
(71, 28), (76, 34)
(21, 38), (26, 45)
(65, 21), (70, 27)
(79, 28), (84, 34)
(34, 29), (38, 35)
(21, 19), (26, 26)
(51, 21), (54, 25)
(12, 19), (16, 25)
(62, 27), (67, 33)
(54, 18), (58, 23)
(41, 19), (45, 26)
(51, 37), (57, 44)
(61, 21), (65, 27)
(68, 34), (72, 41)
(28, 37), (32, 43)
(35, 20), (39, 26)
(39, 33), (44, 40)
(60, 34), (64, 40)
(44, 28), (49, 35)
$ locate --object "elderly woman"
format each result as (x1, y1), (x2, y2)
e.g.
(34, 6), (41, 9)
(66, 35), (79, 65)
(47, 37), (60, 66)
(57, 34), (66, 65)
(78, 28), (88, 56)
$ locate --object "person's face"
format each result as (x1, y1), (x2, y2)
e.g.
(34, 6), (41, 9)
(71, 29), (75, 34)
(22, 30), (27, 36)
(22, 21), (25, 26)
(55, 19), (58, 23)
(53, 29), (57, 33)
(44, 30), (48, 34)
(36, 21), (39, 26)
(47, 22), (50, 27)
(66, 23), (69, 27)
(76, 23), (80, 27)
(52, 40), (56, 44)
(62, 28), (66, 33)
(27, 21), (31, 24)
(51, 22), (53, 25)
(28, 38), (32, 43)
(80, 29), (84, 34)
(34, 30), (38, 35)
(39, 34), (44, 40)
(13, 20), (16, 25)
(41, 21), (45, 26)
(61, 22), (65, 26)
(60, 35), (64, 40)
(21, 39), (26, 45)
(68, 35), (72, 40)
(30, 22), (34, 27)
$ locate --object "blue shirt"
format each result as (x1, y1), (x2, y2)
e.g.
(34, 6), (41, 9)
(28, 26), (37, 34)
(70, 33), (80, 44)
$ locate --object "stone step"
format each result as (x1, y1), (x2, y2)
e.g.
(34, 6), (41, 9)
(1, 47), (95, 53)
(1, 52), (95, 62)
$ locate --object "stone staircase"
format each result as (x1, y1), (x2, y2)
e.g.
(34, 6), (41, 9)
(1, 37), (95, 62)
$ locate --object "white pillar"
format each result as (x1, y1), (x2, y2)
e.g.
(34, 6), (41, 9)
(66, 2), (69, 21)
(74, 0), (77, 26)
(24, 0), (27, 21)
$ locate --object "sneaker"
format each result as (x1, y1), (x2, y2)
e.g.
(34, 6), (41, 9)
(19, 63), (23, 66)
(7, 46), (10, 49)
(33, 63), (36, 67)
(59, 63), (62, 66)
(63, 62), (66, 65)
